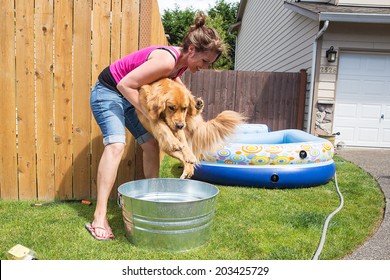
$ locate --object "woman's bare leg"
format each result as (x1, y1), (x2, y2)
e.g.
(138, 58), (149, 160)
(140, 137), (160, 178)
(92, 142), (125, 238)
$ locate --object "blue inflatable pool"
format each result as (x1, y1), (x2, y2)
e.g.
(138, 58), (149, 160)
(193, 125), (336, 188)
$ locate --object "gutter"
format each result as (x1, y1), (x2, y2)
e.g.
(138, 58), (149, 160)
(307, 20), (329, 133)
(284, 2), (390, 23)
(229, 0), (248, 33)
(320, 12), (390, 23)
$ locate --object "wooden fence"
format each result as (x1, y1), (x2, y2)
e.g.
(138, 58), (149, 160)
(0, 0), (167, 201)
(182, 69), (307, 131)
(0, 0), (307, 201)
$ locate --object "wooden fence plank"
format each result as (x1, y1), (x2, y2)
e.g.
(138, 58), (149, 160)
(0, 0), (18, 199)
(73, 0), (92, 199)
(287, 73), (297, 128)
(270, 72), (282, 129)
(151, 0), (167, 45)
(221, 70), (237, 111)
(282, 73), (293, 128)
(111, 0), (121, 63)
(54, 0), (73, 199)
(90, 0), (111, 198)
(236, 71), (258, 124)
(15, 0), (37, 199)
(122, 0), (140, 54)
(249, 72), (261, 125)
(35, 0), (55, 200)
(297, 70), (307, 129)
(116, 0), (140, 189)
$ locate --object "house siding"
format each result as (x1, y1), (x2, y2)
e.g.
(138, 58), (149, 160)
(314, 22), (390, 136)
(235, 0), (319, 72)
(317, 22), (390, 103)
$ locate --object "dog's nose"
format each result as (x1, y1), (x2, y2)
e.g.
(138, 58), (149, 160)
(176, 123), (184, 129)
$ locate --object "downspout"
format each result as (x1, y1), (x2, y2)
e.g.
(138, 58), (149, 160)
(307, 20), (329, 133)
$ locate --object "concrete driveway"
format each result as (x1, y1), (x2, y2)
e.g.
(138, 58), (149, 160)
(336, 148), (390, 260)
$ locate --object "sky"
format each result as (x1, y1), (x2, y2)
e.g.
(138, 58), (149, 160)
(157, 0), (240, 15)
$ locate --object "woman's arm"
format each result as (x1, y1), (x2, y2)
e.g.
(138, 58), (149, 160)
(116, 50), (176, 117)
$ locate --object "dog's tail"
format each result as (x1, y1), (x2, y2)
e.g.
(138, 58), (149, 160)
(187, 110), (246, 159)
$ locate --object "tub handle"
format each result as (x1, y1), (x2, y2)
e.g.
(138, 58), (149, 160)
(117, 193), (123, 208)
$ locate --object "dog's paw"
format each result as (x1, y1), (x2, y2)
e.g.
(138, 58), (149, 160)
(195, 97), (204, 111)
(180, 163), (194, 179)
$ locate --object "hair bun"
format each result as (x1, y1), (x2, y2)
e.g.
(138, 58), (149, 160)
(194, 11), (206, 28)
(181, 10), (226, 57)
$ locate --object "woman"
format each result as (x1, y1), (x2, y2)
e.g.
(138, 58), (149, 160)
(87, 12), (226, 240)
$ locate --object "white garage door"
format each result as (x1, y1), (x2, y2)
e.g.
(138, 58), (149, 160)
(333, 52), (390, 148)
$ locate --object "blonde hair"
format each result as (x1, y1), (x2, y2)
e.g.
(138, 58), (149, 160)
(181, 12), (226, 60)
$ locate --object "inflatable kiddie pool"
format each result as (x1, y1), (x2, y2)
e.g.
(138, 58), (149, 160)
(192, 124), (335, 188)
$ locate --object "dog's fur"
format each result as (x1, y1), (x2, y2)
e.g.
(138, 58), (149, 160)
(137, 78), (246, 178)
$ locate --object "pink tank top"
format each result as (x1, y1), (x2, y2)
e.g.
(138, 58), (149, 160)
(109, 46), (186, 83)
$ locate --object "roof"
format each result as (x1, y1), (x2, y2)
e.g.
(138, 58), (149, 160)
(284, 2), (390, 23)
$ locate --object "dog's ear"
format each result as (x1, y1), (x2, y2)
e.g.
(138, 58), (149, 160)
(141, 82), (167, 120)
(139, 84), (151, 106)
(139, 85), (155, 118)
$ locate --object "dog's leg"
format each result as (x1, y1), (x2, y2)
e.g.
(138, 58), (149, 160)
(149, 120), (184, 152)
(172, 130), (197, 179)
(149, 120), (197, 165)
(149, 122), (195, 178)
(174, 130), (197, 164)
(153, 128), (196, 178)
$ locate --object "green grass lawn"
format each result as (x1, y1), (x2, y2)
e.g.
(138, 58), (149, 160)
(0, 155), (384, 260)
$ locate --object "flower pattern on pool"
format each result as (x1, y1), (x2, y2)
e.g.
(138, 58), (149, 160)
(202, 142), (334, 166)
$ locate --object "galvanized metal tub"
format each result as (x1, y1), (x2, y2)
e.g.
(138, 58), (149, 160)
(117, 178), (219, 252)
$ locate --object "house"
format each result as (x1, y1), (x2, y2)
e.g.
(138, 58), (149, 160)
(230, 0), (390, 148)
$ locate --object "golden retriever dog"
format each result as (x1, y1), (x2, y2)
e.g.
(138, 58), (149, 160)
(137, 78), (246, 178)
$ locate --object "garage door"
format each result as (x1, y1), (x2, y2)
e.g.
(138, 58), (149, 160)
(333, 52), (390, 148)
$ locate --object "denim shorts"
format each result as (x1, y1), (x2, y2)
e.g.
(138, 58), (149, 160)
(90, 81), (152, 145)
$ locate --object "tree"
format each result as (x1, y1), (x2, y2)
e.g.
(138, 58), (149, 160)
(161, 0), (239, 70)
(208, 0), (239, 70)
(161, 5), (196, 47)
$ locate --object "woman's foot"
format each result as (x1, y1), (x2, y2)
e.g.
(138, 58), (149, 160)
(86, 216), (114, 240)
(85, 223), (114, 240)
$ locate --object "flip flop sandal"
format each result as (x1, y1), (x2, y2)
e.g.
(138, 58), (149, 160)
(85, 223), (114, 241)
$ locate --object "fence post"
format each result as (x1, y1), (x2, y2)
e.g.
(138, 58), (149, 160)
(297, 69), (307, 130)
